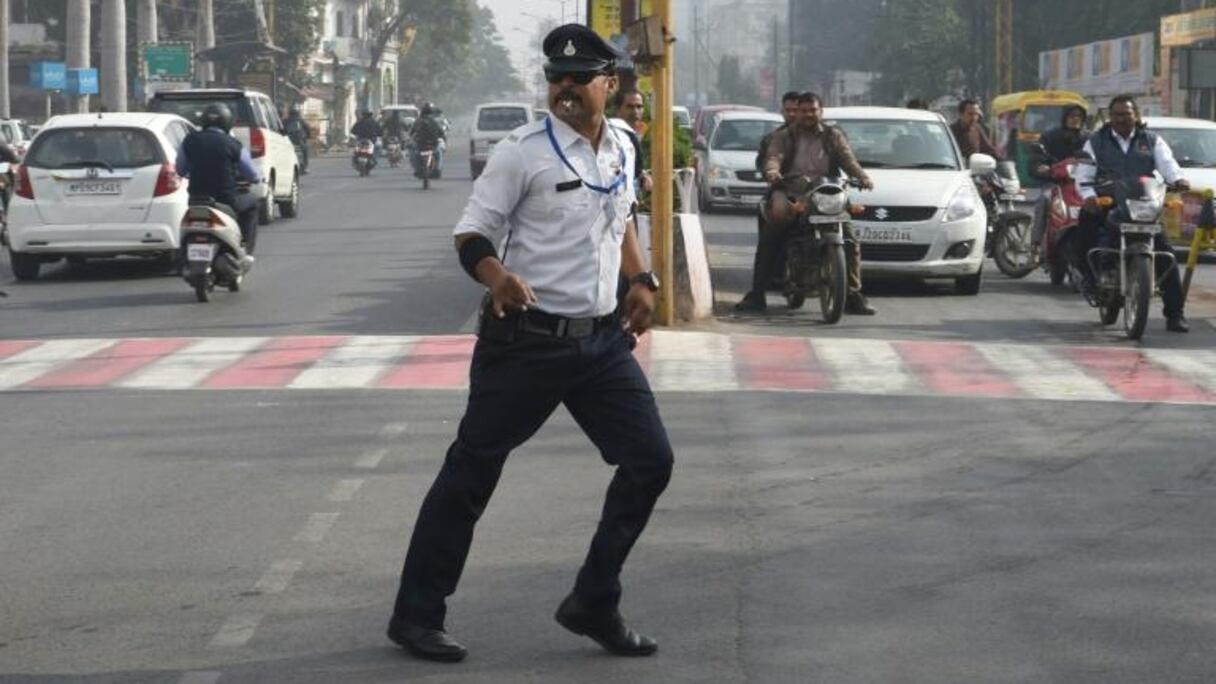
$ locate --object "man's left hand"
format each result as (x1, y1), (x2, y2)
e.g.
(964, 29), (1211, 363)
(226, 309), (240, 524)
(623, 284), (656, 338)
(1175, 178), (1192, 192)
(856, 175), (874, 191)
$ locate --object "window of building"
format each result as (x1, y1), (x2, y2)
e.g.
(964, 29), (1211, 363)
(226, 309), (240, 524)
(335, 10), (345, 37)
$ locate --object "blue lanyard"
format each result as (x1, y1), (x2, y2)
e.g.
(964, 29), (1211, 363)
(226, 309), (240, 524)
(545, 117), (627, 196)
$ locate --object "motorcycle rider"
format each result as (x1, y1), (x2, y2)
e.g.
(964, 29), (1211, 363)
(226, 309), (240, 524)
(283, 104), (311, 174)
(736, 90), (801, 312)
(1073, 94), (1191, 333)
(382, 109), (406, 143)
(175, 103), (262, 253)
(1029, 104), (1088, 249)
(760, 92), (876, 315)
(351, 110), (383, 165)
(950, 99), (1000, 161)
(410, 102), (447, 178)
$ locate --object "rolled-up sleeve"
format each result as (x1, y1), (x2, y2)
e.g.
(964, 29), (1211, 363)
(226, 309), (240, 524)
(1075, 140), (1097, 200)
(453, 139), (527, 242)
(1155, 136), (1184, 185)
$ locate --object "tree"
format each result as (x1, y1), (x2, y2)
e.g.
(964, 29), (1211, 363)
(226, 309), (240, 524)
(442, 6), (523, 108)
(717, 55), (758, 105)
(869, 0), (968, 104)
(270, 0), (326, 87)
(395, 1), (475, 104)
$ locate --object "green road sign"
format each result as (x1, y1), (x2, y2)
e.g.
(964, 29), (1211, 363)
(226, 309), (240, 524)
(143, 42), (194, 82)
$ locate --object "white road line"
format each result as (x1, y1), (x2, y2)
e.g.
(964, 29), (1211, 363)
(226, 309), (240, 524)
(813, 338), (919, 395)
(294, 512), (340, 543)
(354, 448), (387, 469)
(178, 672), (222, 684)
(327, 478), (365, 502)
(648, 331), (739, 392)
(707, 249), (757, 270)
(459, 305), (482, 334)
(118, 338), (268, 389)
(208, 613), (263, 648)
(253, 559), (303, 595)
(380, 422), (410, 439)
(289, 336), (418, 389)
(1143, 349), (1216, 393)
(0, 339), (116, 390)
(974, 343), (1119, 402)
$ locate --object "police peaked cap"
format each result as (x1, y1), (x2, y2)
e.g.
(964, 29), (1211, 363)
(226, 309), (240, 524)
(543, 23), (622, 72)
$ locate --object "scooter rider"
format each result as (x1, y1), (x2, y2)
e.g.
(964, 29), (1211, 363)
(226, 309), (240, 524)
(1029, 104), (1088, 250)
(411, 102), (447, 177)
(762, 92), (876, 315)
(1073, 94), (1191, 333)
(176, 103), (262, 251)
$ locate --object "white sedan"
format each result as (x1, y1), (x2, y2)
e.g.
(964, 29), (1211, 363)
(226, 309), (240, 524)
(5, 112), (194, 281)
(828, 106), (988, 294)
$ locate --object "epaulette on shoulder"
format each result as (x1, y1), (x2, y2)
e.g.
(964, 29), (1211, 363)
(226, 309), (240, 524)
(507, 120), (547, 143)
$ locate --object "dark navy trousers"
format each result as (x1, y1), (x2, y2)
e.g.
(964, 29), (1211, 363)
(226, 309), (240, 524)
(392, 323), (674, 630)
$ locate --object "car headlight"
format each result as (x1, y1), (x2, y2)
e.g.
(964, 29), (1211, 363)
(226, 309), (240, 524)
(944, 185), (979, 222)
(811, 191), (846, 215)
(708, 165), (725, 182)
(1125, 198), (1163, 222)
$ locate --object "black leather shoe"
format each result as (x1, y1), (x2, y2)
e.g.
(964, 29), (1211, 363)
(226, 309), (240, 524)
(845, 293), (876, 316)
(554, 594), (657, 657)
(386, 617), (468, 662)
(734, 292), (767, 313)
(1166, 316), (1190, 333)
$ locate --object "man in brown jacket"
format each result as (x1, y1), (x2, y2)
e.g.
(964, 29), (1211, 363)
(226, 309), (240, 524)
(755, 92), (876, 315)
(949, 99), (999, 161)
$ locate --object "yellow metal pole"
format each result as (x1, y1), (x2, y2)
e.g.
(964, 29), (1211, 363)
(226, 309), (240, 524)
(650, 0), (674, 325)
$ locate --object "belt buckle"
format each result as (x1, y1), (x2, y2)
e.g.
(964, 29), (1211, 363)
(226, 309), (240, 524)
(565, 317), (595, 338)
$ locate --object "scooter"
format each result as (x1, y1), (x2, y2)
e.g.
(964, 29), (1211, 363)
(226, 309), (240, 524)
(414, 146), (436, 190)
(1039, 156), (1087, 287)
(180, 187), (254, 303)
(385, 137), (403, 168)
(352, 139), (376, 177)
(977, 160), (1034, 278)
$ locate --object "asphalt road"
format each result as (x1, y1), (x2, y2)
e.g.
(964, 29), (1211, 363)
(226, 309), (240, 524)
(3, 142), (1216, 683)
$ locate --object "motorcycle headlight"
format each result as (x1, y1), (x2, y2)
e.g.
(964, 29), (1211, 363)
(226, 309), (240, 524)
(944, 185), (979, 222)
(811, 190), (846, 215)
(1125, 198), (1163, 222)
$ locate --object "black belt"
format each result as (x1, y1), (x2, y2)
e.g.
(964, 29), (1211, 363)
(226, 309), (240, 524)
(516, 309), (618, 339)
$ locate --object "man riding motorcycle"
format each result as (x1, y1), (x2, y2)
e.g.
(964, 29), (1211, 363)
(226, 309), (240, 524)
(410, 102), (447, 179)
(760, 92), (875, 315)
(1073, 94), (1191, 333)
(283, 104), (311, 174)
(351, 110), (383, 162)
(950, 99), (1000, 161)
(1029, 104), (1089, 249)
(175, 103), (262, 253)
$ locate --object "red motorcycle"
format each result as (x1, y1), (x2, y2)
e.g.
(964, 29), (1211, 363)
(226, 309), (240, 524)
(1039, 156), (1087, 287)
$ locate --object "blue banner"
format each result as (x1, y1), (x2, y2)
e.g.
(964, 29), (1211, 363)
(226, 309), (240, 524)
(31, 62), (68, 90)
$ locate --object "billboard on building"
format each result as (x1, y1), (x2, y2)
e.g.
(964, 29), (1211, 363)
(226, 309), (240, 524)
(1161, 8), (1216, 48)
(1039, 33), (1155, 99)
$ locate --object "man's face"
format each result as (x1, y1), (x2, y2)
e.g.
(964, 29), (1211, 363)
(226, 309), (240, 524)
(1109, 102), (1136, 135)
(961, 104), (982, 127)
(798, 100), (822, 129)
(781, 99), (799, 126)
(548, 70), (617, 125)
(621, 94), (645, 125)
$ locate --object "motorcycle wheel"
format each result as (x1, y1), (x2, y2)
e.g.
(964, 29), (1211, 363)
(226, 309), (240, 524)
(819, 243), (847, 324)
(422, 163), (431, 190)
(783, 237), (806, 309)
(993, 219), (1036, 279)
(1123, 254), (1152, 340)
(192, 275), (211, 303)
(1049, 238), (1068, 286)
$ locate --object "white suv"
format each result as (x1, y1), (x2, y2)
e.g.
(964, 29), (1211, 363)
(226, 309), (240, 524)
(149, 89), (301, 223)
(470, 103), (535, 179)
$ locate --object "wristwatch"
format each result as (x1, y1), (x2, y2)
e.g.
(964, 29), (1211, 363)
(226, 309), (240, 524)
(630, 271), (660, 292)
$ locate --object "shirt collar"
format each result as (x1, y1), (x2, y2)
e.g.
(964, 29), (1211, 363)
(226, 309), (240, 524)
(549, 114), (619, 153)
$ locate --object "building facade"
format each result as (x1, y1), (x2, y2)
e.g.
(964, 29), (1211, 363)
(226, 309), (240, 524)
(306, 0), (399, 143)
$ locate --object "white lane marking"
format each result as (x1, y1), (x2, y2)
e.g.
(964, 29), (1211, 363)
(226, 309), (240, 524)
(117, 338), (269, 389)
(459, 305), (482, 334)
(648, 331), (739, 391)
(294, 512), (340, 543)
(327, 478), (365, 502)
(380, 422), (409, 438)
(253, 559), (303, 595)
(974, 343), (1119, 401)
(289, 336), (418, 389)
(1143, 349), (1216, 393)
(178, 672), (222, 684)
(813, 338), (918, 395)
(355, 448), (387, 470)
(208, 613), (263, 648)
(0, 339), (116, 390)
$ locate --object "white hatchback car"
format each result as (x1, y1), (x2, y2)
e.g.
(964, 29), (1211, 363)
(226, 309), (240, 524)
(828, 106), (988, 294)
(697, 110), (784, 212)
(5, 113), (193, 281)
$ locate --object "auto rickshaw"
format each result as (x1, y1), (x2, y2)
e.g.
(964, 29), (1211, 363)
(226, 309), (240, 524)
(990, 90), (1090, 187)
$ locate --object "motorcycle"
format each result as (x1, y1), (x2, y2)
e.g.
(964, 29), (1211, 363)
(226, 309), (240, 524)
(385, 137), (403, 168)
(180, 184), (255, 303)
(414, 146), (436, 190)
(1039, 155), (1087, 287)
(1083, 173), (1178, 340)
(292, 139), (309, 175)
(352, 139), (376, 177)
(977, 160), (1035, 278)
(774, 175), (865, 324)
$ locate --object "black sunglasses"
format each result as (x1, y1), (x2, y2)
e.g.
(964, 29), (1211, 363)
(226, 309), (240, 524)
(544, 68), (609, 85)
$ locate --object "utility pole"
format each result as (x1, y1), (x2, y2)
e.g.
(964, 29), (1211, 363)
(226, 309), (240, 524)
(692, 1), (699, 108)
(651, 0), (674, 325)
(101, 0), (128, 112)
(197, 0), (215, 86)
(137, 0), (157, 44)
(0, 0), (9, 119)
(67, 0), (91, 113)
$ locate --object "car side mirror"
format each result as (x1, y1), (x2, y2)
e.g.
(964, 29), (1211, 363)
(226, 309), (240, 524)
(969, 153), (997, 176)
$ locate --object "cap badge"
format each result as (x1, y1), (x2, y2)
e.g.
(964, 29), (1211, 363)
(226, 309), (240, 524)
(563, 40), (577, 57)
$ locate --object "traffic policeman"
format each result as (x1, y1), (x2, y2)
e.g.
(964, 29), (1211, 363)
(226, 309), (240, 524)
(387, 24), (674, 662)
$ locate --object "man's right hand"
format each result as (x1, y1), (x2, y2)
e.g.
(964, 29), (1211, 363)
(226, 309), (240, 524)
(487, 271), (538, 318)
(1083, 197), (1101, 212)
(765, 171), (782, 185)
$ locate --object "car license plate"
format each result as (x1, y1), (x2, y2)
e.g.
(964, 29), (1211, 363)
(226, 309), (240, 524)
(65, 181), (122, 195)
(186, 243), (216, 261)
(857, 225), (913, 242)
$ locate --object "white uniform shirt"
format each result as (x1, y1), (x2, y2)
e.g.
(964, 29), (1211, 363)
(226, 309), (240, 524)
(454, 115), (636, 318)
(1074, 128), (1184, 200)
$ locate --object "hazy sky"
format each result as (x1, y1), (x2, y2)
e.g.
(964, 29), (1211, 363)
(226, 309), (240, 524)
(480, 0), (586, 81)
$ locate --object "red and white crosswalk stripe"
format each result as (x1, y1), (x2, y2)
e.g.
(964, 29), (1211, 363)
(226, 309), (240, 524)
(2, 332), (1216, 405)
